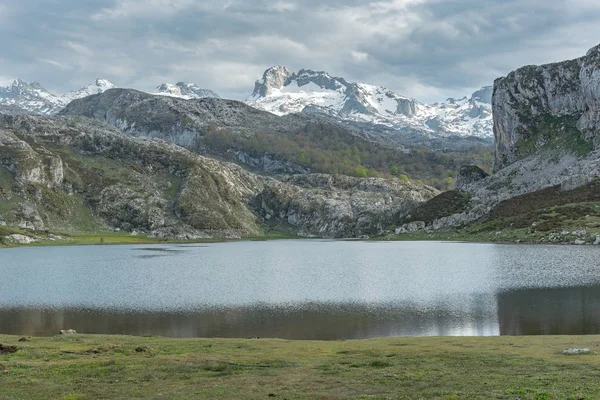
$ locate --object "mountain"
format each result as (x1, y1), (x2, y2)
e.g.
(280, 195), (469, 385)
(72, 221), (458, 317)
(246, 66), (493, 142)
(152, 82), (220, 99)
(0, 79), (63, 115)
(59, 88), (493, 188)
(59, 78), (116, 105)
(392, 43), (600, 244)
(0, 114), (437, 239)
(0, 78), (116, 115)
(0, 79), (219, 116)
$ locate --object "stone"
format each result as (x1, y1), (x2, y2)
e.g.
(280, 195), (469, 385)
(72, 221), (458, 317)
(5, 234), (38, 244)
(563, 348), (591, 355)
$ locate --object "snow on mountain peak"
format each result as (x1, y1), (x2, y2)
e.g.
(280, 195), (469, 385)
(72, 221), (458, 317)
(59, 78), (116, 105)
(0, 78), (63, 115)
(152, 82), (220, 99)
(1, 78), (220, 115)
(246, 66), (493, 139)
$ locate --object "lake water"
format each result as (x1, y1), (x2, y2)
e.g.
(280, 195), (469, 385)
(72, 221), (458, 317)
(1, 240), (600, 339)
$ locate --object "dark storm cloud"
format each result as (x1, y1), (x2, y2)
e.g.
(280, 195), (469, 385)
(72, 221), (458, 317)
(1, 0), (599, 101)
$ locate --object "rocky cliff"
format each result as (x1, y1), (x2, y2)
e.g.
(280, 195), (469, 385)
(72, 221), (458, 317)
(393, 43), (600, 239)
(493, 44), (600, 170)
(0, 115), (437, 239)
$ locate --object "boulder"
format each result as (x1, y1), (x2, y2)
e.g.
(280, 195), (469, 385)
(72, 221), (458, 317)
(5, 234), (38, 244)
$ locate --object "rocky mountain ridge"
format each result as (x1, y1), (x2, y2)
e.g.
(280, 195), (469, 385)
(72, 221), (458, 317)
(152, 82), (220, 99)
(246, 66), (493, 143)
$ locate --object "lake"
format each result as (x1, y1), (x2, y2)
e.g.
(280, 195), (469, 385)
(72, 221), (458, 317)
(1, 240), (600, 339)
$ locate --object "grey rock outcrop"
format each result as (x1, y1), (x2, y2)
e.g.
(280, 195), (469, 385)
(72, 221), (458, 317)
(493, 44), (600, 170)
(252, 66), (293, 98)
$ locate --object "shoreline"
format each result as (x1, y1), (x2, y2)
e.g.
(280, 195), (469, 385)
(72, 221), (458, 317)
(2, 224), (599, 249)
(1, 333), (599, 398)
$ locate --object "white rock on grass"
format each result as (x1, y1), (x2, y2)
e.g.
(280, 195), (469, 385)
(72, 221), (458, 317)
(6, 234), (38, 244)
(563, 348), (591, 355)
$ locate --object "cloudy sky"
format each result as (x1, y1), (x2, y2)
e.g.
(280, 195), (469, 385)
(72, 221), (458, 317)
(1, 0), (600, 102)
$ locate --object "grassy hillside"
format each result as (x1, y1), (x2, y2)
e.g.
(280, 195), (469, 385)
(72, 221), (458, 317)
(0, 334), (598, 399)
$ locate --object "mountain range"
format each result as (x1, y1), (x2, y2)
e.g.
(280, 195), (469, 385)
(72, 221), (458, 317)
(0, 70), (492, 144)
(247, 66), (493, 141)
(0, 78), (220, 116)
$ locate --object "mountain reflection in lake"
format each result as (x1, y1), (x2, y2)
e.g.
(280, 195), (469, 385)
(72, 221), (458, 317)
(1, 241), (600, 339)
(497, 285), (600, 335)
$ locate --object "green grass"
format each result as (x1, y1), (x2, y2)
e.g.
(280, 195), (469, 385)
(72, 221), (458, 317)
(0, 225), (307, 248)
(0, 334), (599, 399)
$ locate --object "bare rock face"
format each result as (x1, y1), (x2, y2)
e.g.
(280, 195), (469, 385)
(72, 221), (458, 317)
(251, 66), (293, 98)
(493, 44), (600, 170)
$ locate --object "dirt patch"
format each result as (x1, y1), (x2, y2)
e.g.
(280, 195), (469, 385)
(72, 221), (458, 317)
(60, 345), (119, 355)
(0, 344), (19, 354)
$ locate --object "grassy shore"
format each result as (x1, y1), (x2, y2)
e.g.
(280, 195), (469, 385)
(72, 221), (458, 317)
(1, 334), (599, 399)
(0, 225), (299, 248)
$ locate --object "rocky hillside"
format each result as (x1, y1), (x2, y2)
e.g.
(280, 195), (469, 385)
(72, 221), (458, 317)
(247, 66), (493, 146)
(59, 88), (315, 145)
(0, 115), (437, 239)
(392, 43), (600, 243)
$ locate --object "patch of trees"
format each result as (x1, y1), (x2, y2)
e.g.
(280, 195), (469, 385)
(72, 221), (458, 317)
(204, 122), (493, 190)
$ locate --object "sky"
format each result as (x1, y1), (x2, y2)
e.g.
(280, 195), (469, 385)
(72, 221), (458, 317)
(1, 0), (600, 103)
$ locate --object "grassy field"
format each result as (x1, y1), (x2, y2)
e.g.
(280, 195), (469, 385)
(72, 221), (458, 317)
(0, 334), (599, 399)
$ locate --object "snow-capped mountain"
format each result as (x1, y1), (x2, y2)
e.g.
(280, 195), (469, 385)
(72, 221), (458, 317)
(60, 78), (116, 105)
(246, 66), (493, 139)
(0, 79), (219, 115)
(0, 78), (116, 115)
(0, 79), (64, 115)
(152, 82), (220, 99)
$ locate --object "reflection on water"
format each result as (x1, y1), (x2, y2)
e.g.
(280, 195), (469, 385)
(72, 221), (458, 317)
(1, 241), (600, 338)
(0, 301), (498, 339)
(498, 285), (600, 335)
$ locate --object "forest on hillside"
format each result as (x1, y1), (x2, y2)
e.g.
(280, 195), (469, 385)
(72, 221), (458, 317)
(204, 122), (493, 190)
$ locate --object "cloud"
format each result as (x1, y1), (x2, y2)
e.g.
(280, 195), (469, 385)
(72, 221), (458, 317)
(1, 0), (600, 102)
(351, 51), (368, 62)
(40, 58), (70, 70)
(267, 2), (297, 12)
